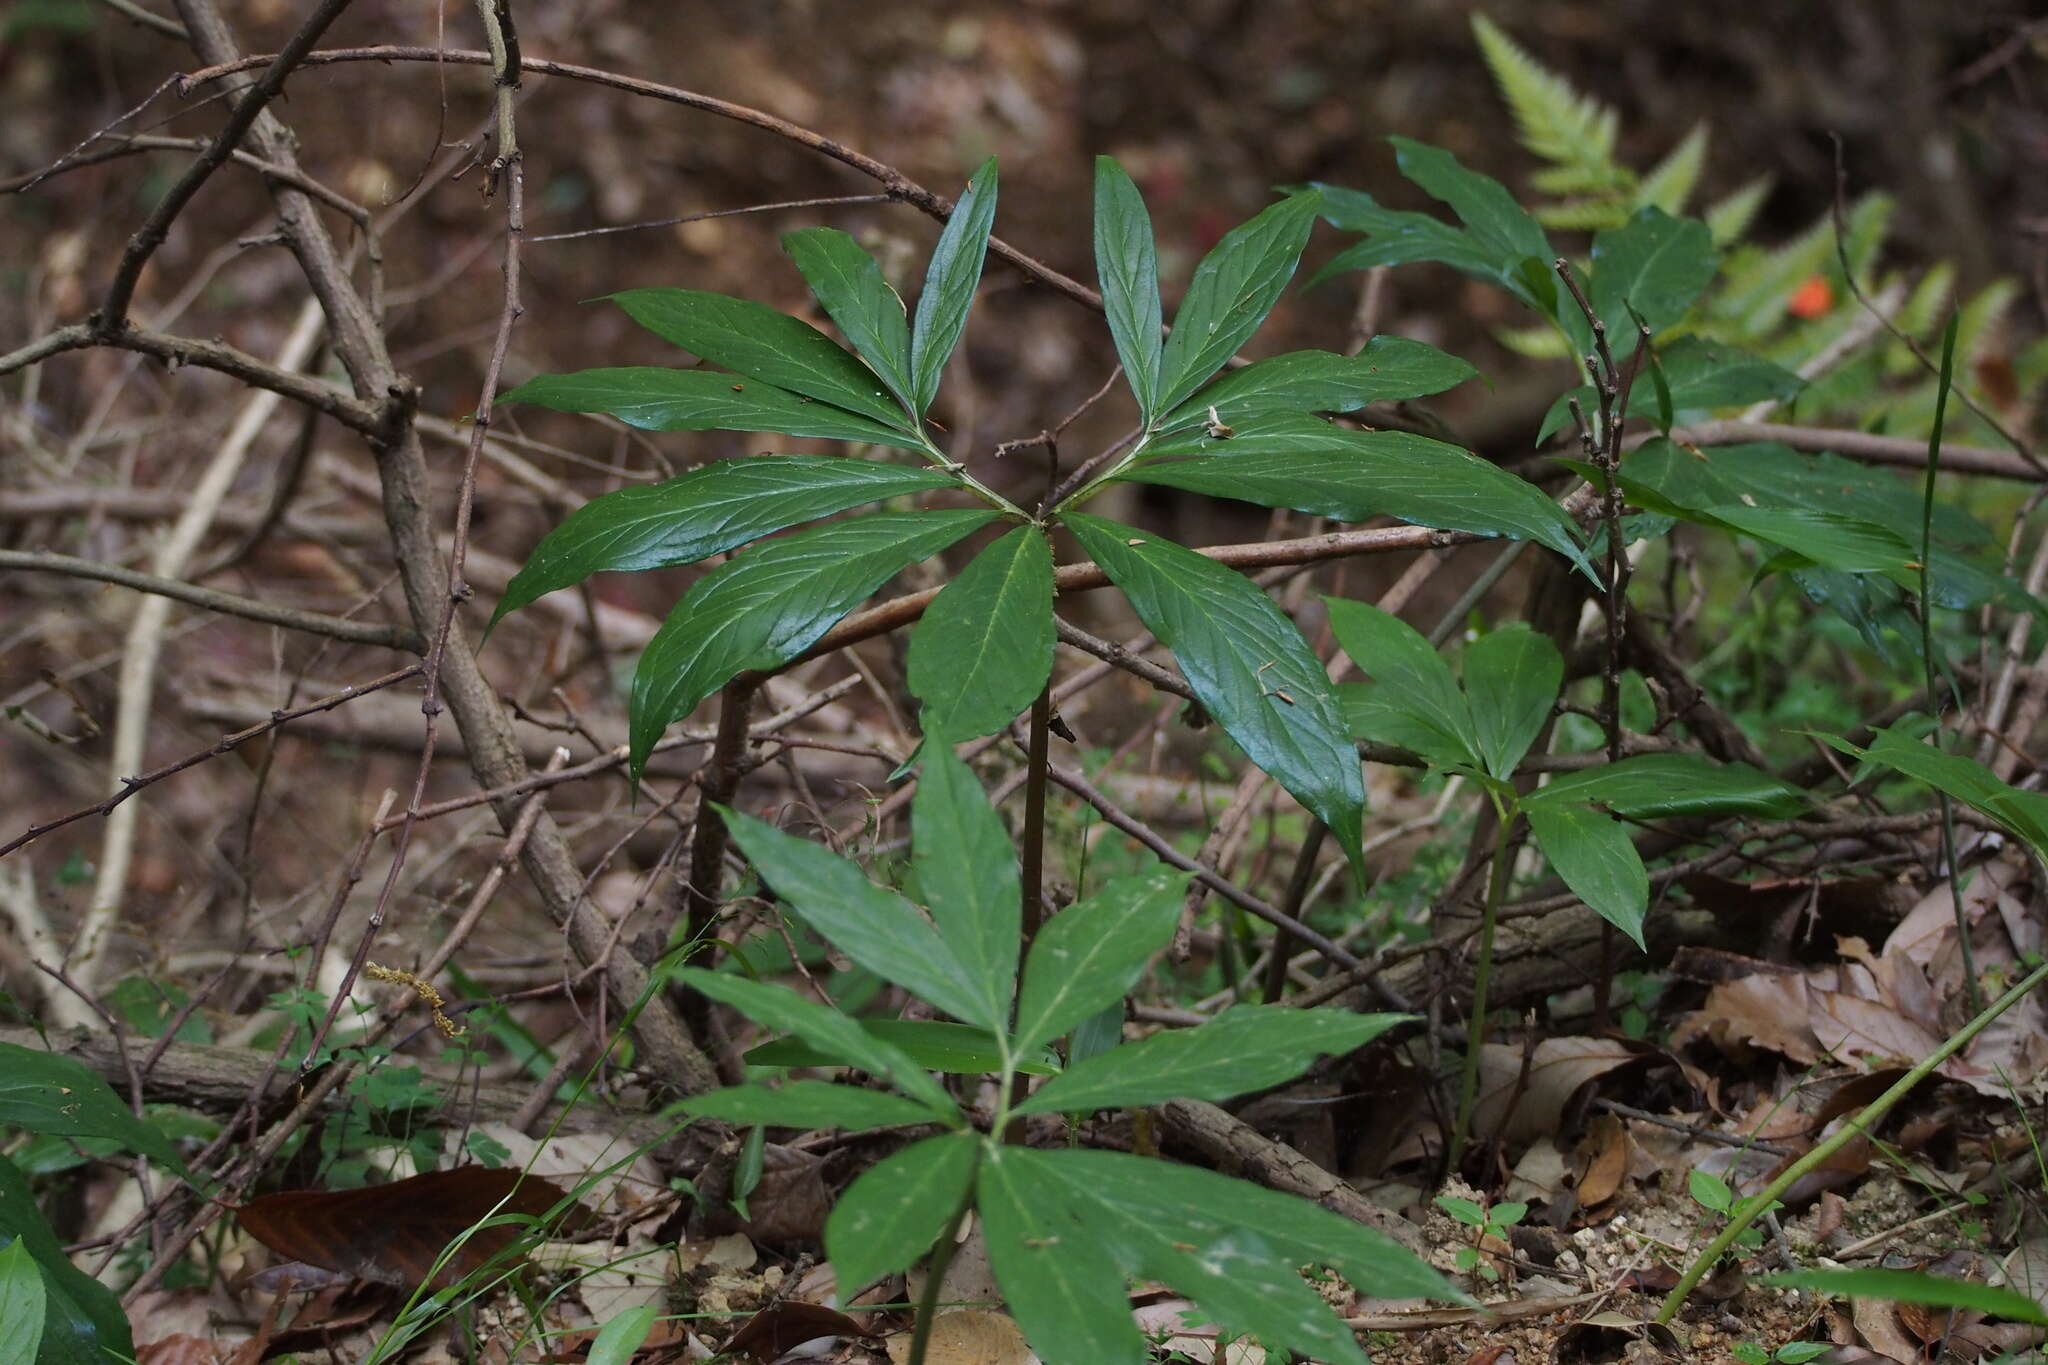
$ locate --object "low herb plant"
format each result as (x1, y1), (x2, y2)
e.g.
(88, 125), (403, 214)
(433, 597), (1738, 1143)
(667, 746), (1456, 1363)
(1434, 1193), (1527, 1282)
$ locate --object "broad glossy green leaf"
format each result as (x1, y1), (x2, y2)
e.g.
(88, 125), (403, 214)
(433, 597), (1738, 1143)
(630, 509), (993, 775)
(746, 1021), (1062, 1077)
(499, 368), (928, 452)
(1021, 1151), (1369, 1365)
(1389, 136), (1550, 273)
(909, 158), (998, 412)
(719, 805), (995, 1032)
(1527, 754), (1806, 819)
(1065, 514), (1366, 877)
(1155, 191), (1321, 415)
(911, 746), (1020, 1022)
(826, 1132), (979, 1305)
(1650, 335), (1805, 410)
(1012, 866), (1184, 1055)
(1324, 597), (1477, 769)
(609, 288), (912, 430)
(0, 1153), (131, 1365)
(1706, 506), (1915, 574)
(1308, 183), (1502, 284)
(979, 1144), (1147, 1365)
(1822, 726), (2048, 860)
(1589, 207), (1716, 354)
(490, 458), (954, 632)
(1461, 625), (1562, 780)
(586, 1306), (659, 1365)
(1132, 414), (1587, 570)
(1015, 1005), (1407, 1116)
(671, 968), (957, 1117)
(782, 227), (916, 411)
(907, 527), (1054, 742)
(672, 1080), (937, 1132)
(0, 1042), (188, 1178)
(1020, 1148), (1458, 1304)
(1093, 157), (1164, 422)
(1759, 1268), (2048, 1328)
(1160, 340), (1478, 432)
(0, 1238), (44, 1365)
(1524, 800), (1648, 948)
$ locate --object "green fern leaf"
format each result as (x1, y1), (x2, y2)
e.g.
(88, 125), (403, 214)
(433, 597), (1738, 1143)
(1534, 198), (1633, 231)
(1472, 14), (1621, 186)
(1703, 176), (1772, 246)
(1495, 322), (1576, 359)
(1635, 124), (1709, 215)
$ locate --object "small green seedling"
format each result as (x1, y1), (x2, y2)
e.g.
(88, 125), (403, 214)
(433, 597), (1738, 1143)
(1687, 1169), (1780, 1258)
(1732, 1340), (1827, 1365)
(1434, 1194), (1527, 1282)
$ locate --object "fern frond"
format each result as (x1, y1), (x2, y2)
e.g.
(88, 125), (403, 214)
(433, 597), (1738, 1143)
(1892, 263), (1956, 349)
(2014, 334), (2048, 396)
(1636, 124), (1709, 215)
(1495, 323), (1576, 360)
(1534, 198), (1632, 231)
(1837, 194), (1894, 288)
(1703, 175), (1772, 246)
(1472, 14), (1620, 185)
(1953, 278), (2017, 372)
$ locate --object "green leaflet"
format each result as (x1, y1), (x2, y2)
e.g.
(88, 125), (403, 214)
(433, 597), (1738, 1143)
(826, 1133), (980, 1306)
(628, 509), (993, 776)
(908, 526), (1054, 742)
(672, 1080), (937, 1133)
(1524, 800), (1648, 948)
(1129, 413), (1586, 571)
(1154, 191), (1321, 415)
(489, 458), (955, 633)
(1093, 157), (1164, 422)
(782, 226), (916, 412)
(498, 367), (928, 452)
(1157, 340), (1478, 433)
(1065, 514), (1366, 879)
(1588, 206), (1716, 354)
(1015, 1006), (1408, 1116)
(910, 746), (1022, 1020)
(1011, 866), (1184, 1055)
(910, 158), (998, 412)
(1528, 754), (1805, 820)
(609, 287), (913, 430)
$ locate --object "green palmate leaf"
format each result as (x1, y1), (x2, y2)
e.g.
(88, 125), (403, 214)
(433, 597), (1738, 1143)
(910, 746), (1021, 1021)
(1022, 1151), (1372, 1365)
(979, 1144), (1147, 1365)
(0, 1238), (44, 1365)
(1132, 414), (1587, 571)
(1758, 1269), (2048, 1328)
(672, 1080), (937, 1133)
(1528, 754), (1806, 819)
(0, 1042), (189, 1178)
(1159, 340), (1479, 432)
(719, 805), (997, 1032)
(0, 1153), (131, 1365)
(782, 227), (916, 412)
(1389, 136), (1550, 275)
(1093, 157), (1164, 422)
(585, 1307), (659, 1365)
(498, 368), (928, 452)
(1589, 207), (1716, 354)
(1460, 625), (1562, 781)
(489, 458), (955, 632)
(1524, 800), (1648, 948)
(609, 288), (912, 430)
(746, 1020), (1060, 1077)
(1308, 184), (1501, 284)
(907, 526), (1054, 741)
(1324, 597), (1478, 769)
(1011, 866), (1185, 1055)
(629, 509), (993, 775)
(1064, 514), (1366, 876)
(910, 157), (998, 412)
(671, 968), (957, 1117)
(1822, 726), (2048, 860)
(1015, 1005), (1408, 1116)
(1155, 191), (1321, 415)
(826, 1132), (979, 1305)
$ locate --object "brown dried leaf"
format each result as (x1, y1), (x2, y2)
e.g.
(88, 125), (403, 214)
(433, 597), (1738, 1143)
(1469, 1038), (1641, 1148)
(237, 1166), (583, 1290)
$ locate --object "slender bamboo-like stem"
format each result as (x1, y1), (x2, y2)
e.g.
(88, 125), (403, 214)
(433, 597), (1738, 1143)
(1019, 686), (1052, 942)
(907, 1198), (976, 1365)
(1655, 953), (2048, 1323)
